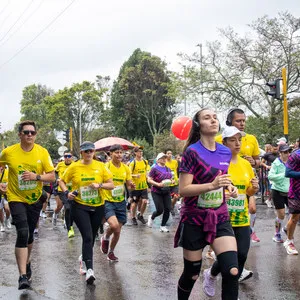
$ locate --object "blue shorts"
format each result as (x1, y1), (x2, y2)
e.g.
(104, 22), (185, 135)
(105, 201), (127, 224)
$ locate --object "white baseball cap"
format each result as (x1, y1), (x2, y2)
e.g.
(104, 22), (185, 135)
(222, 126), (246, 139)
(277, 137), (287, 145)
(156, 152), (167, 160)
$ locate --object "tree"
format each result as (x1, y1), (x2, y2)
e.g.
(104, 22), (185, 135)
(109, 49), (177, 149)
(44, 81), (107, 155)
(178, 12), (300, 142)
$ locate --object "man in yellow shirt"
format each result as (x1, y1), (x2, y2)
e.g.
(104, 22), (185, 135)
(53, 150), (75, 238)
(0, 120), (55, 290)
(101, 144), (135, 261)
(165, 149), (179, 216)
(129, 147), (149, 225)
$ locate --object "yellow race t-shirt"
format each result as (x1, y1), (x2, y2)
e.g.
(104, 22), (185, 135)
(165, 159), (179, 186)
(1, 167), (8, 184)
(0, 144), (54, 204)
(61, 160), (112, 207)
(129, 159), (149, 190)
(55, 161), (73, 192)
(215, 133), (260, 157)
(226, 156), (255, 227)
(103, 161), (132, 202)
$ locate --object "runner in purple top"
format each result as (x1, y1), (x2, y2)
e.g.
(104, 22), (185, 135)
(147, 153), (173, 232)
(284, 148), (300, 255)
(176, 108), (239, 300)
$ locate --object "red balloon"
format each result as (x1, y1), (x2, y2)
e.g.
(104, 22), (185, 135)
(171, 116), (192, 140)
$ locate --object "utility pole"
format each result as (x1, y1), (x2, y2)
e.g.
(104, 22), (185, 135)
(196, 43), (204, 107)
(282, 67), (288, 142)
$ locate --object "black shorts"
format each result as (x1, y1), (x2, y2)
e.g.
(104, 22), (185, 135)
(131, 189), (148, 202)
(288, 198), (300, 215)
(170, 185), (179, 196)
(178, 220), (234, 251)
(271, 189), (288, 210)
(43, 185), (52, 195)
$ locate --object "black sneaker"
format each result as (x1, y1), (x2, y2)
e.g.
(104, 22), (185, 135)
(137, 214), (146, 225)
(18, 274), (30, 290)
(132, 217), (138, 225)
(26, 262), (32, 281)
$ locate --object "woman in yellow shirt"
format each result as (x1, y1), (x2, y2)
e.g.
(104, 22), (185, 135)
(203, 126), (259, 296)
(60, 141), (114, 284)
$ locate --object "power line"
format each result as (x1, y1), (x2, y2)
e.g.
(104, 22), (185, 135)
(0, 0), (76, 71)
(0, 0), (34, 43)
(0, 0), (45, 49)
(0, 0), (10, 19)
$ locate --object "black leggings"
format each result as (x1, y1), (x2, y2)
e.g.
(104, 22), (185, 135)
(9, 200), (43, 247)
(58, 192), (73, 231)
(151, 191), (171, 226)
(211, 226), (251, 278)
(71, 203), (104, 270)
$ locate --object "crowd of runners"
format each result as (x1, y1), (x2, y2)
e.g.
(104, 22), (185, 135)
(0, 108), (300, 300)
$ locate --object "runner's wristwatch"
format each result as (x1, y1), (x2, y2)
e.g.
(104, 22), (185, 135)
(36, 175), (41, 181)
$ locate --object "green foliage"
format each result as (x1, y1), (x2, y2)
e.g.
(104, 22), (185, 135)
(109, 48), (177, 145)
(178, 12), (300, 140)
(44, 81), (107, 155)
(154, 130), (185, 155)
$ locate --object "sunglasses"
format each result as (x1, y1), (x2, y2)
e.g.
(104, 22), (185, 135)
(22, 130), (37, 136)
(84, 149), (94, 153)
(282, 151), (289, 154)
(64, 155), (72, 158)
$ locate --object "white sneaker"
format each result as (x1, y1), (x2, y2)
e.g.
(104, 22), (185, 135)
(5, 218), (11, 229)
(284, 239), (299, 255)
(265, 199), (273, 208)
(239, 268), (253, 282)
(160, 226), (169, 233)
(147, 215), (153, 228)
(78, 255), (87, 275)
(0, 223), (5, 232)
(86, 269), (95, 284)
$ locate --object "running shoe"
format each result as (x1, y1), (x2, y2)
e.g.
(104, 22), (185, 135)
(205, 251), (216, 260)
(202, 268), (216, 297)
(18, 275), (30, 290)
(0, 222), (5, 232)
(147, 215), (153, 228)
(250, 232), (260, 243)
(107, 251), (119, 262)
(160, 226), (169, 233)
(100, 236), (109, 254)
(265, 199), (273, 208)
(26, 262), (32, 281)
(86, 269), (95, 284)
(52, 213), (57, 226)
(33, 229), (39, 240)
(272, 233), (284, 243)
(5, 218), (12, 229)
(137, 213), (146, 225)
(78, 255), (87, 275)
(170, 208), (176, 216)
(239, 268), (253, 282)
(68, 226), (75, 238)
(132, 217), (138, 226)
(284, 240), (299, 255)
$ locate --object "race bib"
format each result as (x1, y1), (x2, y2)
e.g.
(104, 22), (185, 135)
(66, 182), (72, 191)
(112, 185), (124, 198)
(80, 186), (99, 203)
(18, 175), (37, 191)
(227, 194), (246, 212)
(197, 187), (223, 208)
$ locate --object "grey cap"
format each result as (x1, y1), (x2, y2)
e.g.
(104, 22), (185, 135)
(80, 141), (95, 151)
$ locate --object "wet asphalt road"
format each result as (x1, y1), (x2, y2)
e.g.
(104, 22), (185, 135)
(1, 196), (300, 300)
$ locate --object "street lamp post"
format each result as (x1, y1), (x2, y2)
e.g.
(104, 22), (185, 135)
(196, 43), (204, 108)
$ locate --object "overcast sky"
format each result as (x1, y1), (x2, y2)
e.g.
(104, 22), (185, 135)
(0, 0), (299, 132)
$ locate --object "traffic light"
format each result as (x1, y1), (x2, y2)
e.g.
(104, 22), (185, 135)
(65, 128), (70, 143)
(266, 79), (281, 99)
